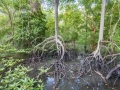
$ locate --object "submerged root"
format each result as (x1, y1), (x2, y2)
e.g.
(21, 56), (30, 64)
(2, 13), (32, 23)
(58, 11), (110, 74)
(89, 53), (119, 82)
(53, 60), (66, 88)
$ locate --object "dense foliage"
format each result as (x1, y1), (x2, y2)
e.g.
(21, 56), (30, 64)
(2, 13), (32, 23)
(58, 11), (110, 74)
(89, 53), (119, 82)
(0, 0), (120, 50)
(0, 0), (47, 48)
(0, 0), (120, 89)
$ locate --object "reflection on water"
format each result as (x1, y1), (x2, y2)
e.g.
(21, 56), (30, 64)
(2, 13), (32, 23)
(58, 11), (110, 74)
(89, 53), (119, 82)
(44, 72), (120, 90)
(46, 77), (55, 86)
(36, 58), (120, 90)
(44, 77), (55, 90)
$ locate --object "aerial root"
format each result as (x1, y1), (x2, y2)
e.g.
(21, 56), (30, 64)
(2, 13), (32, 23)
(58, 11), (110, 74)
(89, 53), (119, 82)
(78, 49), (104, 77)
(77, 40), (120, 87)
(78, 40), (104, 77)
(28, 35), (66, 89)
(32, 35), (65, 60)
(45, 60), (66, 90)
(54, 61), (66, 88)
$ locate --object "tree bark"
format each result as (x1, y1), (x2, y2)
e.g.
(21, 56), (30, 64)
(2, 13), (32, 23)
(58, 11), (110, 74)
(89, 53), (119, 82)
(98, 0), (106, 42)
(94, 0), (106, 56)
(54, 0), (59, 37)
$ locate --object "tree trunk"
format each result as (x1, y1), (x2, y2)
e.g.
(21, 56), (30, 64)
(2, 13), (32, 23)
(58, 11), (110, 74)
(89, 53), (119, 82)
(98, 0), (106, 42)
(94, 0), (106, 56)
(54, 0), (59, 37)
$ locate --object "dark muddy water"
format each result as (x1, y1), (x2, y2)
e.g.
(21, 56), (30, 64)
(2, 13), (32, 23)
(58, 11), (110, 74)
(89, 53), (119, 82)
(44, 73), (120, 90)
(33, 58), (120, 90)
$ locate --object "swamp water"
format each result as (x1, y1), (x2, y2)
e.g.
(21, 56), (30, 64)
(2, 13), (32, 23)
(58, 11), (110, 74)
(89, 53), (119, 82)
(29, 58), (120, 90)
(44, 73), (120, 90)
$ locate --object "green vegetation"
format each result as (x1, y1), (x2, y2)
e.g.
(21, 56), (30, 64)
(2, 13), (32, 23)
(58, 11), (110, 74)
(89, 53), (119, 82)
(0, 65), (44, 90)
(0, 0), (120, 89)
(0, 0), (120, 51)
(0, 58), (50, 89)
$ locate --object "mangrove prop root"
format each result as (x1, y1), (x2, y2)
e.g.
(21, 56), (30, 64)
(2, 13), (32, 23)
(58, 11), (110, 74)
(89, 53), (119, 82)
(33, 35), (65, 61)
(106, 64), (120, 79)
(78, 39), (120, 77)
(31, 35), (66, 89)
(95, 70), (108, 84)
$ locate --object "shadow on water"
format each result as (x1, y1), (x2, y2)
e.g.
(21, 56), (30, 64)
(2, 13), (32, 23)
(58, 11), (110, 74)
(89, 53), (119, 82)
(44, 72), (120, 90)
(27, 52), (120, 90)
(42, 58), (120, 90)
